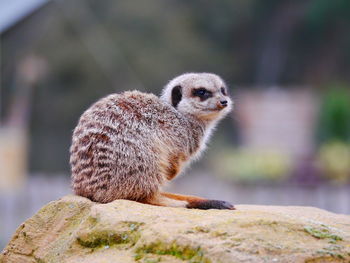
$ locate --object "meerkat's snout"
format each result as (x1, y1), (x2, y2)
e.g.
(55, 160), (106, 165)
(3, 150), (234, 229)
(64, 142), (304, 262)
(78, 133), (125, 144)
(216, 94), (230, 109)
(213, 90), (233, 113)
(217, 99), (228, 109)
(220, 100), (228, 106)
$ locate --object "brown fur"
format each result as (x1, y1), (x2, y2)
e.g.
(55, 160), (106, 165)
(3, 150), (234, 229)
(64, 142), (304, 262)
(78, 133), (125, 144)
(70, 73), (235, 209)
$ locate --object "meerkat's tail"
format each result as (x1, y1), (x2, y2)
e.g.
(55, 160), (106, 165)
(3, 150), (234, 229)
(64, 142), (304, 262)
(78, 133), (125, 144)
(143, 192), (235, 210)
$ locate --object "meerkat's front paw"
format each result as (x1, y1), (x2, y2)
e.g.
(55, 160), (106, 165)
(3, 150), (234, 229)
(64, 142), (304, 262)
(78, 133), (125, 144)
(187, 199), (235, 210)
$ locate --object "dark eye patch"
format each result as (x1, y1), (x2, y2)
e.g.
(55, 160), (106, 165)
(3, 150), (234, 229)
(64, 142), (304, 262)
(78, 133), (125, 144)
(192, 88), (212, 101)
(171, 85), (182, 108)
(221, 87), (227, 96)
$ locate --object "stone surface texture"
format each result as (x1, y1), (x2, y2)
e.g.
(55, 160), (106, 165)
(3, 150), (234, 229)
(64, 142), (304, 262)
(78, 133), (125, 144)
(1, 195), (350, 263)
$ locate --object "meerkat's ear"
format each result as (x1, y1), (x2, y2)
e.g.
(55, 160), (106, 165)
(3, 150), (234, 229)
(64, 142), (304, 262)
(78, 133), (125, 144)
(171, 85), (182, 108)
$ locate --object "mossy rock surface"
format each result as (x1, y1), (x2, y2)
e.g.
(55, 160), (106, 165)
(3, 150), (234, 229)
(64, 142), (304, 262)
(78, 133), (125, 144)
(1, 195), (350, 263)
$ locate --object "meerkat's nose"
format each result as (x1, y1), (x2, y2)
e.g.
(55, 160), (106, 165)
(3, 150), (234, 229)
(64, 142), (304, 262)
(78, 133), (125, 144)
(220, 100), (228, 107)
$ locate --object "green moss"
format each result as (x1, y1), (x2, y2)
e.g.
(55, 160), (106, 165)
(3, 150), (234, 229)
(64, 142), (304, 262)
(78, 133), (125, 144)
(315, 249), (346, 260)
(304, 226), (343, 241)
(193, 226), (210, 233)
(135, 242), (210, 263)
(324, 244), (342, 251)
(34, 257), (46, 263)
(87, 216), (98, 226)
(77, 222), (143, 248)
(143, 257), (161, 263)
(211, 230), (228, 238)
(77, 232), (125, 248)
(240, 219), (277, 227)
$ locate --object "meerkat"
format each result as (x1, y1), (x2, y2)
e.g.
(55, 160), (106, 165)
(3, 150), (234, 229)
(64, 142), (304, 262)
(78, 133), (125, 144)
(70, 72), (234, 210)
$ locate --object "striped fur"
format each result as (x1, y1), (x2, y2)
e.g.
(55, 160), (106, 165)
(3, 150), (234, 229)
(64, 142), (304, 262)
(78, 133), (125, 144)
(70, 73), (233, 208)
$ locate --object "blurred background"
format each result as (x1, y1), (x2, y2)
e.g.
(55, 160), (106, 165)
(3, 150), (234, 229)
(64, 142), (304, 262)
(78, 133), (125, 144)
(1, 0), (350, 249)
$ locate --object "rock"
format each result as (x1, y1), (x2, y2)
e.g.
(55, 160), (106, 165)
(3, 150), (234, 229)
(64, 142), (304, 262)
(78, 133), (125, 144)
(1, 195), (350, 263)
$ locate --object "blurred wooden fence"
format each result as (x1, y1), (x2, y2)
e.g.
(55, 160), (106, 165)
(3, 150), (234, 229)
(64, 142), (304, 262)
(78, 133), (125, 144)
(1, 174), (349, 250)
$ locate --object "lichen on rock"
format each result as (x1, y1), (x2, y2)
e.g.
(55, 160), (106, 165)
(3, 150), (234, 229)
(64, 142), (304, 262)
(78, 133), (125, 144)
(1, 195), (350, 263)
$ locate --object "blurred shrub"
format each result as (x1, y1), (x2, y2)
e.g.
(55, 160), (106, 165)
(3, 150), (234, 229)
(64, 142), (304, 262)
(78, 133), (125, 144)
(213, 148), (291, 183)
(317, 86), (350, 143)
(316, 85), (350, 183)
(317, 141), (350, 183)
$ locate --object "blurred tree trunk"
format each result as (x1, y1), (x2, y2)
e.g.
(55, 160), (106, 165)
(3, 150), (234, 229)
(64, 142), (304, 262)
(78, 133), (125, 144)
(0, 55), (46, 192)
(54, 0), (145, 91)
(255, 1), (308, 85)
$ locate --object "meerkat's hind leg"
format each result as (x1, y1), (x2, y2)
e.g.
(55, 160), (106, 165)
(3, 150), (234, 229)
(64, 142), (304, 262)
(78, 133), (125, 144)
(161, 192), (235, 210)
(142, 192), (188, 208)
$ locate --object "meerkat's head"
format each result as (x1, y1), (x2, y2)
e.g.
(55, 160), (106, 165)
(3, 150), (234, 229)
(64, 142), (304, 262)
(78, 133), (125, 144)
(161, 73), (233, 122)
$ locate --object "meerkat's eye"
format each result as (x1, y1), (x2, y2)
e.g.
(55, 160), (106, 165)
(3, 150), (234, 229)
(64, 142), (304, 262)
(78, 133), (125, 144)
(193, 88), (212, 101)
(221, 87), (227, 96)
(196, 88), (206, 96)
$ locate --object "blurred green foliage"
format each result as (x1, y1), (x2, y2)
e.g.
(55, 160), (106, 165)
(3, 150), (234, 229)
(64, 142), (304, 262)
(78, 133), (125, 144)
(316, 85), (350, 183)
(213, 149), (291, 183)
(317, 86), (350, 143)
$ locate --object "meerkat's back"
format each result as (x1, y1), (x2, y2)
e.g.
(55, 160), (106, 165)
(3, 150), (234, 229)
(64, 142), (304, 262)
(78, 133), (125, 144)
(70, 91), (198, 203)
